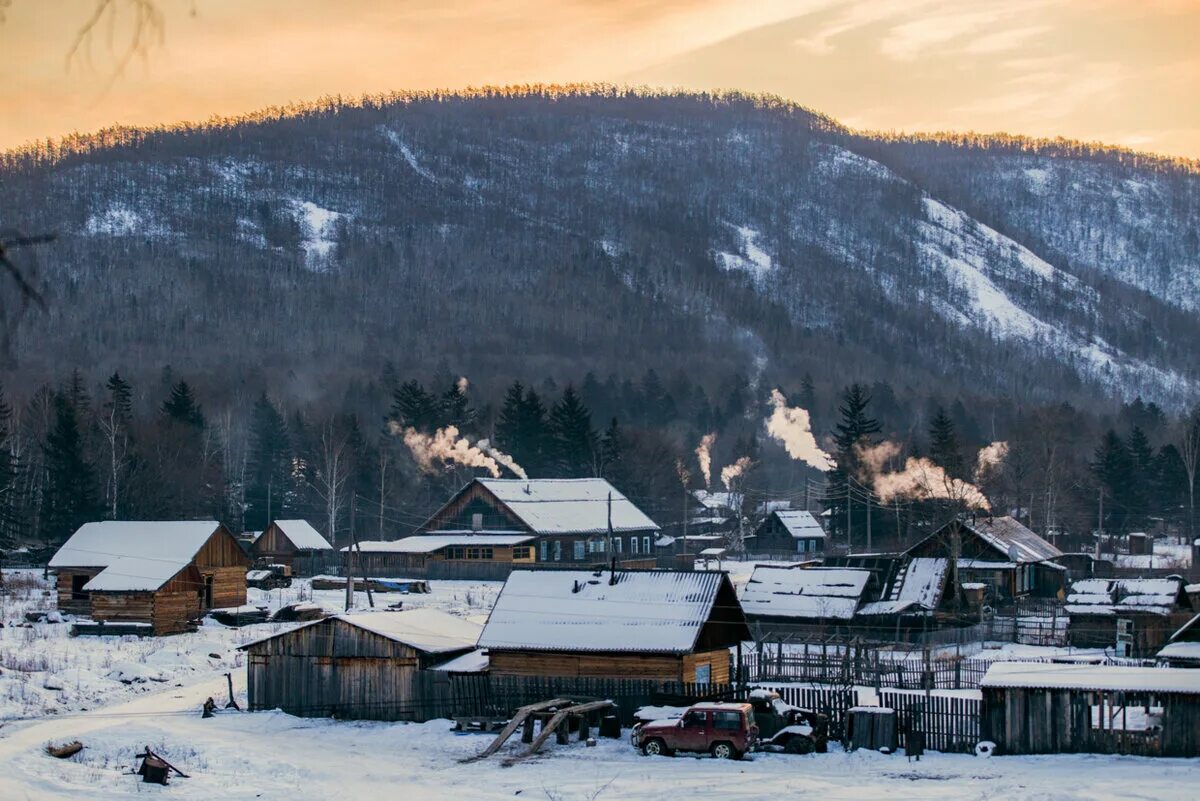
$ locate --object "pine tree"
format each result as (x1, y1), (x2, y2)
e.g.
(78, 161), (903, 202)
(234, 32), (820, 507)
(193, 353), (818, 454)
(599, 417), (624, 483)
(246, 393), (292, 529)
(389, 380), (438, 433)
(161, 381), (205, 428)
(1092, 429), (1132, 534)
(928, 406), (964, 478)
(828, 383), (883, 545)
(41, 393), (98, 545)
(799, 373), (817, 412)
(548, 385), (597, 477)
(439, 380), (475, 433)
(1126, 426), (1155, 525)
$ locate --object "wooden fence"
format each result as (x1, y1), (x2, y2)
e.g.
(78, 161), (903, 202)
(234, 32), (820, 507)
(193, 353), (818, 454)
(880, 690), (981, 754)
(741, 650), (992, 690)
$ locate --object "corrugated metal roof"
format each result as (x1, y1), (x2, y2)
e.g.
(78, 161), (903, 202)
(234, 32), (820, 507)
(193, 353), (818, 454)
(981, 661), (1200, 694)
(771, 510), (825, 539)
(966, 516), (1062, 563)
(479, 478), (659, 534)
(478, 569), (724, 653)
(342, 534), (535, 553)
(740, 566), (869, 621)
(239, 608), (481, 654)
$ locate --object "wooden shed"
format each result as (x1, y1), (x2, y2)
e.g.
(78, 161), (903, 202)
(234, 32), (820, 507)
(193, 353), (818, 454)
(48, 521), (249, 635)
(478, 569), (750, 682)
(239, 608), (482, 720)
(1065, 577), (1194, 656)
(980, 662), (1200, 757)
(251, 519), (334, 575)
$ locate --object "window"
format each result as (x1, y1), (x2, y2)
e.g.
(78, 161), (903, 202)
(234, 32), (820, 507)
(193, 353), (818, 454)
(613, 538), (622, 554)
(540, 541), (548, 561)
(471, 513), (483, 531)
(70, 574), (89, 601)
(573, 540), (585, 560)
(713, 710), (742, 730)
(682, 711), (707, 728)
(553, 541), (562, 561)
(512, 546), (532, 560)
(465, 547), (494, 560)
(797, 540), (806, 554)
(447, 547), (465, 560)
(695, 663), (712, 684)
(643, 536), (651, 554)
(630, 537), (639, 555)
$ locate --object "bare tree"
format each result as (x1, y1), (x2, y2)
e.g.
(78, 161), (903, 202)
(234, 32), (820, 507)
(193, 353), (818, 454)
(310, 420), (351, 548)
(1180, 407), (1200, 539)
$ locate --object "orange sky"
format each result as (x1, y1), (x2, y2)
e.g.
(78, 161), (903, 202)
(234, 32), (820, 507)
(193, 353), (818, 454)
(1, 0), (1198, 157)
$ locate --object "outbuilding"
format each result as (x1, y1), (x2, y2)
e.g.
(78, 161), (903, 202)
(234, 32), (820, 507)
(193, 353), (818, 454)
(240, 608), (482, 720)
(980, 661), (1200, 757)
(49, 521), (249, 635)
(479, 569), (750, 683)
(751, 509), (826, 558)
(1065, 577), (1193, 656)
(251, 519), (334, 576)
(1156, 612), (1200, 667)
(909, 516), (1066, 600)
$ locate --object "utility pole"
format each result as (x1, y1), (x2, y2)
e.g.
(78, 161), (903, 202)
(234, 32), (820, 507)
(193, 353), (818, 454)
(607, 492), (617, 584)
(803, 481), (810, 512)
(681, 484), (689, 560)
(846, 480), (852, 554)
(1096, 487), (1104, 559)
(866, 489), (872, 552)
(350, 493), (374, 609)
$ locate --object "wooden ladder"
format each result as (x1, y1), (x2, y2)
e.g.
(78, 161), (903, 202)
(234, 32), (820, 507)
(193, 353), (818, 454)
(462, 698), (572, 762)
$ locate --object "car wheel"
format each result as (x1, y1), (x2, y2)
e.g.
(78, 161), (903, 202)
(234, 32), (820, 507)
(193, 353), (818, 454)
(711, 741), (737, 760)
(642, 738), (669, 757)
(784, 736), (814, 755)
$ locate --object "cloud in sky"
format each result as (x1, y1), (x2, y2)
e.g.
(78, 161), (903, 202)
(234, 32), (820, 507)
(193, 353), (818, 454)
(0, 0), (1196, 158)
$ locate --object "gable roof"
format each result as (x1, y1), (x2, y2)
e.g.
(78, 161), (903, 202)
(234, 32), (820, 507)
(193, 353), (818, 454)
(240, 608), (482, 654)
(49, 521), (226, 592)
(981, 661), (1200, 695)
(740, 566), (870, 621)
(469, 478), (659, 535)
(341, 534), (535, 553)
(962, 516), (1062, 563)
(271, 520), (333, 551)
(888, 557), (949, 610)
(768, 510), (825, 539)
(1065, 577), (1187, 617)
(477, 569), (741, 653)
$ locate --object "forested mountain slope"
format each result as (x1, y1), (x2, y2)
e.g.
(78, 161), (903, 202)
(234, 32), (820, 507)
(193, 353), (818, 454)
(2, 89), (1197, 409)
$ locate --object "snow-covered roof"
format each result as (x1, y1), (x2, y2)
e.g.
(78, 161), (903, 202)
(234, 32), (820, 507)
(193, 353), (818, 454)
(474, 478), (659, 534)
(693, 490), (736, 511)
(857, 600), (921, 616)
(341, 534), (535, 553)
(82, 556), (190, 592)
(271, 520), (333, 551)
(240, 608), (481, 654)
(770, 510), (825, 539)
(981, 661), (1200, 694)
(478, 570), (738, 653)
(740, 566), (869, 621)
(1169, 611), (1200, 642)
(699, 547), (726, 556)
(431, 648), (490, 673)
(50, 521), (227, 592)
(962, 516), (1063, 563)
(1065, 577), (1185, 617)
(889, 557), (948, 609)
(1158, 641), (1200, 662)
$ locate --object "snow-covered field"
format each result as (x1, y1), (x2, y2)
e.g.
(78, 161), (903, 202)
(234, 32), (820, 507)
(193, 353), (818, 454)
(1, 571), (1195, 800)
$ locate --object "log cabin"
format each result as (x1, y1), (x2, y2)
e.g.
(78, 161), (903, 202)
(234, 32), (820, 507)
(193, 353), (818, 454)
(250, 519), (334, 575)
(48, 521), (249, 635)
(239, 608), (481, 720)
(478, 569), (751, 682)
(412, 478), (660, 574)
(908, 516), (1066, 601)
(980, 662), (1200, 757)
(340, 533), (537, 578)
(750, 509), (826, 558)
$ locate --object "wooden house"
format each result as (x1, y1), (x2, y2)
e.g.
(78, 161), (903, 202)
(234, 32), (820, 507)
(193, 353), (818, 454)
(48, 521), (249, 635)
(1158, 613), (1200, 667)
(478, 569), (750, 682)
(239, 608), (481, 720)
(1066, 577), (1194, 656)
(751, 509), (825, 557)
(416, 478), (660, 569)
(980, 662), (1200, 757)
(251, 519), (334, 575)
(909, 516), (1066, 600)
(340, 534), (537, 578)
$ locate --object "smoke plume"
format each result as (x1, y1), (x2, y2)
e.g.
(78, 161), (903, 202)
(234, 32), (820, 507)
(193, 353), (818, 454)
(476, 438), (528, 479)
(721, 456), (753, 491)
(856, 441), (990, 510)
(695, 433), (716, 488)
(974, 441), (1009, 481)
(401, 425), (501, 478)
(765, 389), (835, 471)
(456, 376), (469, 393)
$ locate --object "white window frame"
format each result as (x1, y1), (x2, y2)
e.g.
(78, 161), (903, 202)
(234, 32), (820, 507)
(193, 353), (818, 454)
(642, 536), (651, 554)
(630, 536), (639, 555)
(573, 540), (585, 561)
(539, 540), (548, 561)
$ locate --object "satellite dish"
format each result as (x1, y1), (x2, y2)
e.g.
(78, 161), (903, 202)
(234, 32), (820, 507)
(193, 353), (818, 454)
(1007, 544), (1020, 562)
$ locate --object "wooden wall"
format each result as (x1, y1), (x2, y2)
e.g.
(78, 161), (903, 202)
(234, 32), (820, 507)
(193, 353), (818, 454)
(244, 617), (470, 720)
(195, 527), (250, 608)
(488, 647), (731, 681)
(55, 569), (102, 615)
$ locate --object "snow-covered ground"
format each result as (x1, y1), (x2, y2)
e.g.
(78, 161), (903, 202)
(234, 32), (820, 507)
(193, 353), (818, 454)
(1, 571), (1194, 799)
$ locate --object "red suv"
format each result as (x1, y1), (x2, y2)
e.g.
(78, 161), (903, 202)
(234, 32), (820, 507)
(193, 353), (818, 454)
(632, 702), (758, 760)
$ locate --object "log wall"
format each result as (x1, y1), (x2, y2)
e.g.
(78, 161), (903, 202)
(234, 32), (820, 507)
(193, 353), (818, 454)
(488, 647), (732, 681)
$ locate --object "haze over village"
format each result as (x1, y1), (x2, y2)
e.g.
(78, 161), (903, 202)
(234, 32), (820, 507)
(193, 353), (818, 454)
(0, 2), (1199, 799)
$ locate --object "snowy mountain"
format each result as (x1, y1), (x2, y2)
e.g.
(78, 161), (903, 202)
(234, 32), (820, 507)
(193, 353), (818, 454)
(1, 90), (1197, 408)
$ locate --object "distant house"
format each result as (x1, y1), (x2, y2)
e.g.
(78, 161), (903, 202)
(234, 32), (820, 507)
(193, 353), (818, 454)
(49, 521), (249, 635)
(741, 558), (962, 638)
(1066, 577), (1194, 656)
(341, 533), (537, 577)
(908, 516), (1066, 600)
(752, 510), (826, 557)
(479, 569), (751, 682)
(251, 519), (334, 575)
(1158, 612), (1200, 667)
(417, 478), (660, 568)
(240, 609), (481, 720)
(981, 662), (1200, 757)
